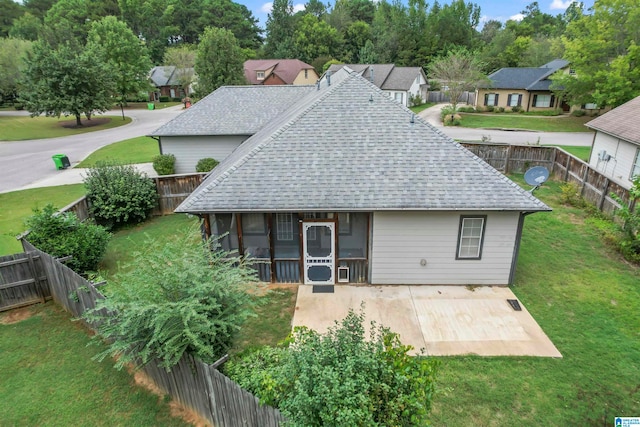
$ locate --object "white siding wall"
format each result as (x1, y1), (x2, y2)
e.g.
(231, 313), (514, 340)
(408, 74), (426, 104)
(160, 135), (248, 174)
(589, 131), (639, 188)
(370, 211), (521, 285)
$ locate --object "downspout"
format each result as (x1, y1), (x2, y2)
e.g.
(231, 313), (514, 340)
(509, 211), (534, 285)
(150, 136), (162, 155)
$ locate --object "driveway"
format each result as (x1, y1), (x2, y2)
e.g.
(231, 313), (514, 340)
(418, 103), (594, 147)
(292, 285), (562, 357)
(0, 106), (182, 193)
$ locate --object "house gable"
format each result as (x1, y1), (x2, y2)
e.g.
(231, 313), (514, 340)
(244, 59), (318, 85)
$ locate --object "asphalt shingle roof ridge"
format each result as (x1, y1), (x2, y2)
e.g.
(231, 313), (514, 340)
(179, 71), (358, 210)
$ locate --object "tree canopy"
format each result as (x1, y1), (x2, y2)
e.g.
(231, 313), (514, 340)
(195, 26), (246, 96)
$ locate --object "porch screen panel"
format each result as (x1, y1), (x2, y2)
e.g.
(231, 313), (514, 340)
(338, 213), (367, 258)
(209, 214), (238, 252)
(274, 213), (300, 258)
(241, 213), (270, 259)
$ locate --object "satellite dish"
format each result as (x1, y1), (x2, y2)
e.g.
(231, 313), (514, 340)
(524, 166), (549, 193)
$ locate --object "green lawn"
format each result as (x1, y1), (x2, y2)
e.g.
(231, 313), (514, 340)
(410, 103), (436, 114)
(459, 113), (592, 132)
(122, 101), (182, 110)
(76, 136), (160, 167)
(0, 115), (132, 141)
(0, 185), (86, 256)
(0, 303), (189, 426)
(430, 178), (640, 425)
(552, 145), (592, 162)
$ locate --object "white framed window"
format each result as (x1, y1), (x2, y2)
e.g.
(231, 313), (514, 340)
(256, 71), (265, 80)
(508, 93), (521, 107)
(394, 92), (404, 104)
(631, 149), (640, 180)
(484, 93), (498, 106)
(534, 94), (553, 107)
(276, 213), (294, 241)
(456, 216), (486, 260)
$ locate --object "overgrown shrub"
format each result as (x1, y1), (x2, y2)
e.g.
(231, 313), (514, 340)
(14, 103), (24, 110)
(497, 106), (505, 113)
(84, 227), (260, 369)
(611, 175), (640, 263)
(195, 157), (219, 172)
(159, 95), (170, 102)
(226, 308), (438, 426)
(572, 109), (587, 117)
(152, 154), (176, 175)
(457, 106), (475, 113)
(409, 93), (424, 107)
(84, 161), (157, 229)
(485, 105), (494, 112)
(25, 204), (111, 274)
(440, 105), (455, 119)
(511, 105), (523, 113)
(559, 182), (586, 207)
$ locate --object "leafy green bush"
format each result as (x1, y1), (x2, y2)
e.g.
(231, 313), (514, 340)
(195, 157), (219, 172)
(497, 106), (505, 113)
(152, 154), (176, 175)
(559, 182), (586, 207)
(457, 106), (475, 113)
(13, 103), (24, 110)
(485, 105), (494, 112)
(159, 95), (170, 102)
(440, 105), (456, 120)
(409, 93), (424, 107)
(572, 109), (587, 117)
(84, 162), (157, 229)
(226, 308), (438, 426)
(84, 227), (260, 369)
(511, 105), (522, 113)
(25, 204), (111, 274)
(171, 97), (182, 102)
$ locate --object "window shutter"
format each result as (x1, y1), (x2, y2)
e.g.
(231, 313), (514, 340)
(507, 94), (512, 106)
(550, 95), (555, 107)
(484, 93), (488, 106)
(532, 94), (538, 106)
(495, 94), (499, 105)
(518, 94), (522, 106)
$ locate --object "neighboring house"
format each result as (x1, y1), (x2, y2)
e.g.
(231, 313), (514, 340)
(149, 66), (195, 101)
(171, 68), (550, 286)
(586, 95), (640, 189)
(244, 59), (319, 85)
(476, 59), (572, 112)
(149, 85), (316, 173)
(324, 63), (427, 107)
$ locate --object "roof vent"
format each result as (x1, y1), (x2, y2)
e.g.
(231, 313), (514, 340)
(370, 66), (374, 83)
(327, 70), (331, 86)
(369, 93), (373, 102)
(410, 113), (415, 124)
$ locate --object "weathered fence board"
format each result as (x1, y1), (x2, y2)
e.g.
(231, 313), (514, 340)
(59, 196), (91, 222)
(427, 91), (476, 105)
(0, 252), (48, 312)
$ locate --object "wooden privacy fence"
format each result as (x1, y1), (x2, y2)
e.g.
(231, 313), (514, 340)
(460, 143), (636, 215)
(0, 251), (49, 312)
(59, 172), (207, 219)
(16, 239), (284, 426)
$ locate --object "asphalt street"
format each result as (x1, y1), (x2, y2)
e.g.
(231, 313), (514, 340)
(0, 102), (594, 194)
(0, 106), (182, 193)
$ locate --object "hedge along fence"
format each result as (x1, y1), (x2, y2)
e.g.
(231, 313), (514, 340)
(18, 239), (284, 427)
(460, 143), (636, 216)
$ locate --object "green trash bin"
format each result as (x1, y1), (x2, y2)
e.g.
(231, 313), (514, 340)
(147, 102), (155, 110)
(52, 154), (70, 170)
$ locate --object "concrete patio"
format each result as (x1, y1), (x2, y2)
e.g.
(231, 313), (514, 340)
(292, 285), (562, 358)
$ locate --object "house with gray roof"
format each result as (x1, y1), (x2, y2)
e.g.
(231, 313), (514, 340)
(586, 95), (640, 188)
(150, 84), (315, 173)
(324, 63), (427, 107)
(476, 59), (570, 112)
(149, 66), (195, 101)
(174, 67), (550, 286)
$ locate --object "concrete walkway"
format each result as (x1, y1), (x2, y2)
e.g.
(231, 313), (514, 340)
(292, 285), (562, 358)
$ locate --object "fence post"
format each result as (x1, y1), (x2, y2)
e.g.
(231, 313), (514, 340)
(551, 147), (558, 176)
(25, 252), (45, 304)
(504, 145), (512, 174)
(580, 166), (589, 196)
(598, 178), (610, 211)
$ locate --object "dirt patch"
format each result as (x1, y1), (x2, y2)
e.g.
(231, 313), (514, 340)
(0, 306), (36, 324)
(132, 369), (212, 427)
(58, 117), (111, 129)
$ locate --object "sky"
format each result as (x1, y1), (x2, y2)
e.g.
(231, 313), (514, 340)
(242, 0), (595, 29)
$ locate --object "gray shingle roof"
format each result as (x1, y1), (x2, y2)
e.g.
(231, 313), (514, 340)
(486, 68), (550, 90)
(149, 85), (316, 136)
(326, 64), (423, 91)
(176, 70), (549, 213)
(149, 66), (194, 87)
(381, 67), (424, 90)
(586, 95), (640, 145)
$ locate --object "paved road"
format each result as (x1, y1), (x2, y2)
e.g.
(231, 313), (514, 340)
(0, 106), (182, 193)
(418, 104), (594, 146)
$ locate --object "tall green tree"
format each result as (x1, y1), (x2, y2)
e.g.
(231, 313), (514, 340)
(86, 16), (152, 119)
(198, 0), (263, 50)
(293, 13), (342, 64)
(428, 48), (488, 112)
(163, 45), (196, 96)
(9, 12), (42, 40)
(554, 0), (640, 107)
(195, 26), (246, 95)
(264, 0), (296, 58)
(42, 0), (92, 46)
(23, 0), (56, 20)
(118, 0), (169, 63)
(20, 40), (116, 126)
(0, 0), (23, 37)
(0, 37), (33, 102)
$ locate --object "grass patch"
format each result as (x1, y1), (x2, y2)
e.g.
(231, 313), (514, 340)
(0, 115), (132, 141)
(0, 302), (189, 426)
(552, 145), (592, 162)
(76, 136), (160, 167)
(459, 113), (591, 132)
(0, 185), (86, 256)
(122, 101), (182, 110)
(430, 178), (640, 425)
(409, 103), (436, 114)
